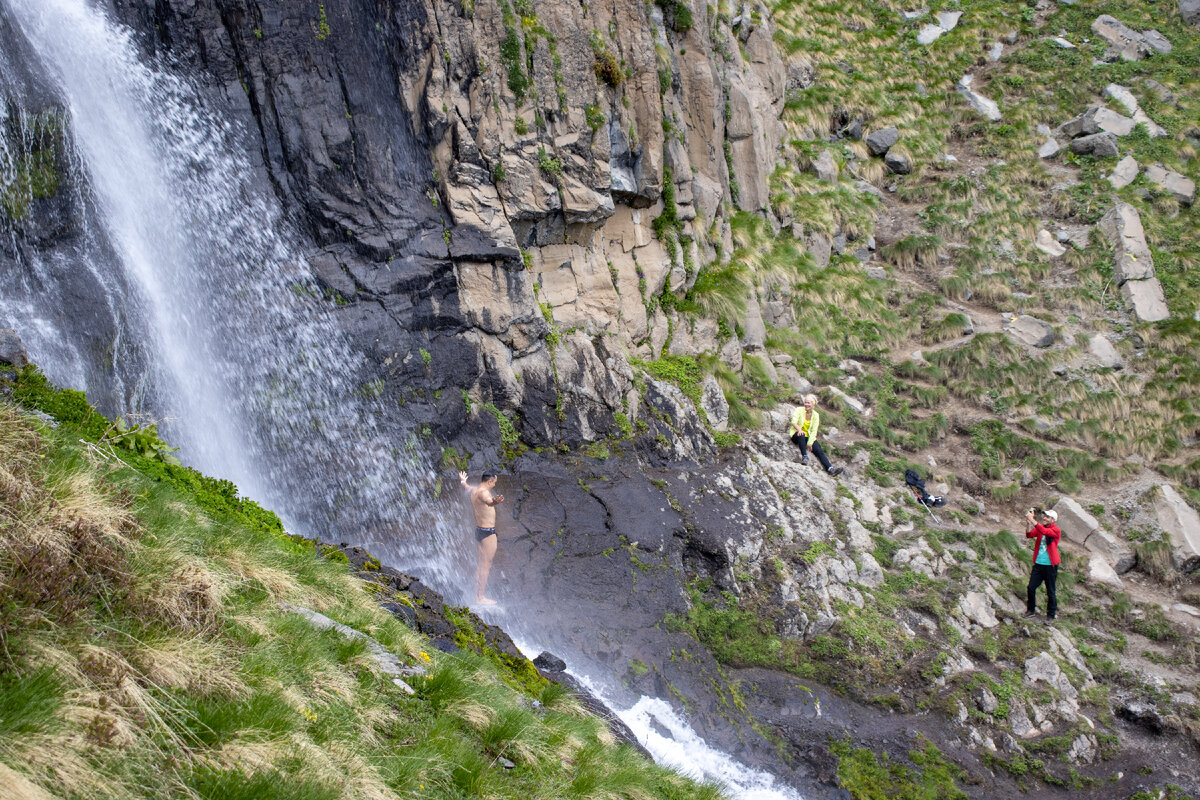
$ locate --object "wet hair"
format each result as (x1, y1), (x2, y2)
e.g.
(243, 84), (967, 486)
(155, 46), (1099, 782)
(482, 472), (497, 482)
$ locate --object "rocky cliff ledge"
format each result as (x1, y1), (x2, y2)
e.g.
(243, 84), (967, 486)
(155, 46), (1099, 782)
(109, 0), (799, 454)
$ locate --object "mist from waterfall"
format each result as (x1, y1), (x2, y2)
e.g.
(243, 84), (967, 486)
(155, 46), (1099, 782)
(0, 2), (802, 797)
(0, 0), (469, 589)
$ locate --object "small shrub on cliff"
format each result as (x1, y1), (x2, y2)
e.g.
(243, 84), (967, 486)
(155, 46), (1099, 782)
(585, 103), (606, 132)
(594, 50), (624, 87)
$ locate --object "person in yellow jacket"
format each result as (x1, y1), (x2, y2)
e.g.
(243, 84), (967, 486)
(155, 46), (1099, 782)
(789, 394), (843, 476)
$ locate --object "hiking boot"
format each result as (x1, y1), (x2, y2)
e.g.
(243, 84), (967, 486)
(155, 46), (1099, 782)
(1022, 611), (1038, 619)
(801, 455), (809, 466)
(827, 466), (844, 477)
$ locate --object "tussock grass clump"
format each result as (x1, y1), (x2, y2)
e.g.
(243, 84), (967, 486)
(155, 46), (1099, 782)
(0, 382), (725, 800)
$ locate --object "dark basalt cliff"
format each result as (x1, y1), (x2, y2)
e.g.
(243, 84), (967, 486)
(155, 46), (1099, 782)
(102, 0), (788, 460)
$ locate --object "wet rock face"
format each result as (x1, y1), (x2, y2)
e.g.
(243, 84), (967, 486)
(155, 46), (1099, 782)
(105, 0), (787, 451)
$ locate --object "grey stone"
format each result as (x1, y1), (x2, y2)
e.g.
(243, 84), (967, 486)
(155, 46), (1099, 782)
(1183, 0), (1200, 26)
(1052, 497), (1101, 541)
(1068, 131), (1119, 157)
(1145, 164), (1196, 205)
(884, 151), (912, 174)
(1050, 36), (1076, 49)
(959, 592), (999, 628)
(988, 42), (1004, 60)
(957, 74), (1002, 121)
(1120, 279), (1169, 322)
(978, 687), (1000, 714)
(1010, 702), (1038, 739)
(0, 328), (28, 368)
(1068, 734), (1098, 764)
(1099, 202), (1155, 283)
(1091, 15), (1153, 60)
(1108, 155), (1140, 189)
(700, 375), (730, 432)
(1085, 528), (1136, 574)
(742, 296), (768, 352)
(1024, 651), (1077, 700)
(280, 603), (418, 680)
(814, 149), (838, 183)
(1103, 83), (1140, 115)
(865, 126), (900, 157)
(937, 10), (962, 30)
(1038, 138), (1060, 159)
(827, 386), (866, 415)
(1137, 77), (1178, 106)
(1154, 484), (1200, 572)
(917, 23), (945, 44)
(1088, 555), (1124, 587)
(1036, 229), (1067, 257)
(1141, 29), (1172, 54)
(1005, 315), (1055, 348)
(857, 553), (884, 587)
(1088, 334), (1123, 369)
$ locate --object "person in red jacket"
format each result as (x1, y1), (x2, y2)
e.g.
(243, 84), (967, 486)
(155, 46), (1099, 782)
(1023, 508), (1062, 621)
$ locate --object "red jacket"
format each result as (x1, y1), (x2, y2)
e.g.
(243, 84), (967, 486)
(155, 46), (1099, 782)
(1026, 523), (1061, 566)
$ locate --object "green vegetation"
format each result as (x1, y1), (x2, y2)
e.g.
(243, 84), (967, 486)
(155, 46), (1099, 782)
(315, 3), (330, 40)
(833, 740), (967, 800)
(0, 374), (725, 800)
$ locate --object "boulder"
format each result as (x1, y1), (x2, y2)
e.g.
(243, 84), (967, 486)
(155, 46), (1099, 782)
(959, 592), (999, 629)
(957, 75), (1002, 121)
(1052, 497), (1101, 541)
(0, 328), (28, 368)
(1098, 202), (1154, 284)
(866, 126), (900, 157)
(1102, 84), (1139, 115)
(1088, 555), (1123, 588)
(1024, 651), (1077, 700)
(1183, 0), (1200, 26)
(1088, 334), (1123, 369)
(1153, 485), (1200, 573)
(884, 151), (912, 174)
(1068, 132), (1119, 157)
(1038, 138), (1060, 159)
(1061, 106), (1135, 138)
(857, 553), (884, 588)
(700, 375), (730, 431)
(1120, 279), (1169, 322)
(1005, 315), (1055, 348)
(814, 149), (838, 183)
(1091, 15), (1163, 60)
(742, 296), (768, 352)
(1085, 528), (1136, 574)
(1145, 164), (1196, 205)
(1036, 229), (1067, 257)
(937, 10), (962, 30)
(1108, 155), (1140, 189)
(826, 386), (866, 414)
(917, 24), (945, 45)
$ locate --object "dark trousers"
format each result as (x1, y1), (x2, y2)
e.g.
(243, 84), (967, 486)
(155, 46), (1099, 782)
(1027, 563), (1058, 618)
(790, 433), (831, 471)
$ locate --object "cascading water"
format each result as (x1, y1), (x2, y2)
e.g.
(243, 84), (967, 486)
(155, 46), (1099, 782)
(0, 2), (805, 797)
(0, 0), (469, 587)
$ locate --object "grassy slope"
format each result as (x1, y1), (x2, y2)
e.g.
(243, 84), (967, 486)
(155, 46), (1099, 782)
(0, 369), (723, 800)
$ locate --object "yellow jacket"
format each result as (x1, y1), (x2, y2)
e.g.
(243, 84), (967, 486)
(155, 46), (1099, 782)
(790, 407), (820, 442)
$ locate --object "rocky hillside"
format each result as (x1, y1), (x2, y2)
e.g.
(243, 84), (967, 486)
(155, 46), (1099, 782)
(3, 0), (1200, 797)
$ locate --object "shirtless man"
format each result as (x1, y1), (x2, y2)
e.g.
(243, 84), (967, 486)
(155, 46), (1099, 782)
(459, 470), (505, 605)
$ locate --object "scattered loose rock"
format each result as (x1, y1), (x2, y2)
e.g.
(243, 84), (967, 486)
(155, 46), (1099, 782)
(1154, 484), (1200, 573)
(1120, 278), (1170, 323)
(814, 149), (838, 183)
(865, 126), (899, 157)
(1005, 315), (1055, 348)
(1038, 138), (1060, 159)
(1108, 155), (1140, 189)
(884, 151), (912, 174)
(1035, 229), (1067, 257)
(1183, 0), (1200, 26)
(957, 75), (1001, 121)
(1145, 164), (1196, 205)
(1098, 201), (1154, 283)
(1068, 131), (1119, 157)
(0, 329), (28, 369)
(1091, 15), (1171, 61)
(1088, 334), (1124, 369)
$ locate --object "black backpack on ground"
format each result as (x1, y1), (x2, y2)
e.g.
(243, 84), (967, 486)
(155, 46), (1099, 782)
(904, 469), (946, 507)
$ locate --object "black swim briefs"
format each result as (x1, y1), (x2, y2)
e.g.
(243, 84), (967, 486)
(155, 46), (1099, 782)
(475, 527), (496, 542)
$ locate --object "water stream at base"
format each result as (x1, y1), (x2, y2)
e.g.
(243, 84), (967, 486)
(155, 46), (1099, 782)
(0, 2), (806, 796)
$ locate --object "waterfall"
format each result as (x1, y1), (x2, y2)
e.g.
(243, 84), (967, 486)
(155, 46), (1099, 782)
(0, 2), (805, 797)
(0, 0), (468, 588)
